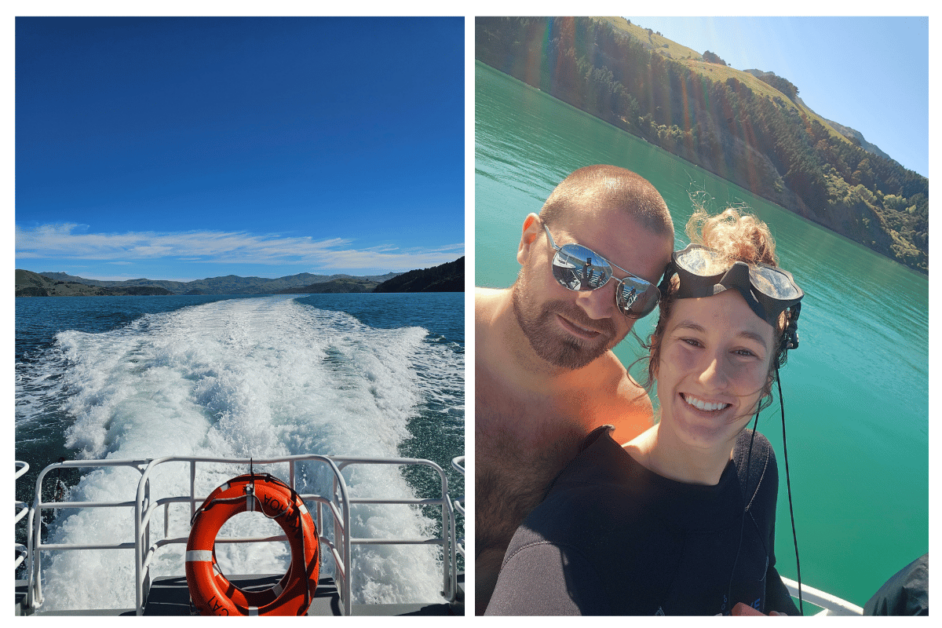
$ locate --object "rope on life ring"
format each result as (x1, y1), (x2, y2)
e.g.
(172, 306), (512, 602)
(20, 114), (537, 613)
(185, 473), (320, 616)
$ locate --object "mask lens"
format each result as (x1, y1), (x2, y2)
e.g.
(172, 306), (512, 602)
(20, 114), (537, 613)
(750, 267), (802, 300)
(675, 246), (726, 276)
(551, 244), (613, 291)
(676, 245), (802, 300)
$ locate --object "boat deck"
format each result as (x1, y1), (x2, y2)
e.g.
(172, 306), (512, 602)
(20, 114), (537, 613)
(18, 574), (464, 616)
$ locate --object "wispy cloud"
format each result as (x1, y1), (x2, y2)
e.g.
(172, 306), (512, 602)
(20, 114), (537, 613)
(16, 223), (463, 271)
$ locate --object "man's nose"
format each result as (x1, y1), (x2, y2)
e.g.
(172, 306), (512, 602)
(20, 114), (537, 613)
(575, 282), (616, 320)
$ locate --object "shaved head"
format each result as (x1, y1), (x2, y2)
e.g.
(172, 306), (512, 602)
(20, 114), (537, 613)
(539, 165), (674, 238)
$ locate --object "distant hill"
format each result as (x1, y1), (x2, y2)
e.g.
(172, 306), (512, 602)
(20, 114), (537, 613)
(820, 116), (895, 164)
(374, 257), (464, 293)
(35, 270), (402, 295)
(275, 278), (380, 294)
(19, 262), (461, 297)
(16, 269), (173, 297)
(476, 16), (928, 273)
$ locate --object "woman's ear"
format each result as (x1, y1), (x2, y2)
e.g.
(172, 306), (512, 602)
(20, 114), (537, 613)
(516, 213), (543, 265)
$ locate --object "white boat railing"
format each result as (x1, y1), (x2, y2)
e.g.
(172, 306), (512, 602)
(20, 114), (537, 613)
(22, 454), (460, 616)
(451, 456), (465, 558)
(15, 462), (31, 572)
(782, 576), (863, 616)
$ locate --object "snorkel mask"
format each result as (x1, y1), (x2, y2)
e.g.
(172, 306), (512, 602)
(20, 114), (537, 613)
(663, 244), (804, 351)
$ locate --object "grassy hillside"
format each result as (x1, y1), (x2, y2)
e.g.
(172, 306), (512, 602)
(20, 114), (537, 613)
(476, 16), (928, 272)
(599, 17), (861, 152)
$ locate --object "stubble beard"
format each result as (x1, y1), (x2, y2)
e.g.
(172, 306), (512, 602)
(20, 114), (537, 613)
(511, 265), (621, 370)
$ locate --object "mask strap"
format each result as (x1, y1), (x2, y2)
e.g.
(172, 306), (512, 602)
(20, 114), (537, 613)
(775, 303), (801, 370)
(783, 303), (801, 351)
(657, 261), (676, 297)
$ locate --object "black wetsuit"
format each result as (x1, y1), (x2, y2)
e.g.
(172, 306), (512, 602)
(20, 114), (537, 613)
(485, 427), (799, 616)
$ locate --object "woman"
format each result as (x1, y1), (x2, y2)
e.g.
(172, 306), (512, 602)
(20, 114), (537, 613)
(485, 208), (803, 615)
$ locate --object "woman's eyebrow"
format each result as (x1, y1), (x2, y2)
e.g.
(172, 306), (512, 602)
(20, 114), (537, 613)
(672, 320), (705, 334)
(737, 330), (770, 348)
(673, 319), (770, 349)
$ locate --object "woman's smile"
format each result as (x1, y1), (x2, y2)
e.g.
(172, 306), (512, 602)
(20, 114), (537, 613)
(680, 392), (731, 413)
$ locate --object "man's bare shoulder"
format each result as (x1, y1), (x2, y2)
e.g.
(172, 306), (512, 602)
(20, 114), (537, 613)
(615, 361), (650, 403)
(599, 353), (651, 409)
(476, 287), (510, 338)
(618, 370), (653, 411)
(475, 286), (505, 314)
(587, 351), (654, 441)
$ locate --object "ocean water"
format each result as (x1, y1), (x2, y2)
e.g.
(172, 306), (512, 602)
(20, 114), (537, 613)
(15, 292), (464, 611)
(476, 61), (928, 608)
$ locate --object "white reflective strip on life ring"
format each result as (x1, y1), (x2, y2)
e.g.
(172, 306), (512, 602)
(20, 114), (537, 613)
(249, 607), (258, 616)
(299, 503), (308, 515)
(247, 493), (254, 511)
(272, 582), (283, 596)
(186, 550), (214, 562)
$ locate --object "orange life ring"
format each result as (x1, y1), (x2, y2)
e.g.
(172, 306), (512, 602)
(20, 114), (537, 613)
(185, 473), (320, 616)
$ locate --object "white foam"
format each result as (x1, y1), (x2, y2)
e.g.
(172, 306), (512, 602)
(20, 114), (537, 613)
(28, 296), (462, 611)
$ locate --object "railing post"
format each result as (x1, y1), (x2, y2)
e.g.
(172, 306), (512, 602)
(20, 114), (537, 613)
(442, 500), (449, 598)
(30, 465), (51, 609)
(343, 477), (352, 616)
(135, 472), (143, 614)
(189, 460), (197, 522)
(15, 461), (31, 600)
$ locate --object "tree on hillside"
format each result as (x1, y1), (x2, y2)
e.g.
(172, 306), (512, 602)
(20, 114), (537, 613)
(703, 50), (727, 65)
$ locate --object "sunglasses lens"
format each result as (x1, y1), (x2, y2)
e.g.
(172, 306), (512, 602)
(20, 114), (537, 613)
(616, 280), (659, 318)
(548, 236), (658, 318)
(551, 244), (613, 291)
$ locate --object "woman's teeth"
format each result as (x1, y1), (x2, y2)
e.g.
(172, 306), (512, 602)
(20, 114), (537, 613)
(683, 394), (730, 412)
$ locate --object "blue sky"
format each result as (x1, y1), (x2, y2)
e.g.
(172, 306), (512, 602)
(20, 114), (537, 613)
(624, 16), (928, 179)
(15, 17), (464, 281)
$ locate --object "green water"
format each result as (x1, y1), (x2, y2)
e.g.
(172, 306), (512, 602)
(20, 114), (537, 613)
(475, 61), (928, 608)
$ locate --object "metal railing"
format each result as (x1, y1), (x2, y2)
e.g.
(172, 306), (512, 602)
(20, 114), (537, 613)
(782, 577), (863, 616)
(21, 454), (459, 616)
(450, 456), (465, 558)
(15, 462), (30, 572)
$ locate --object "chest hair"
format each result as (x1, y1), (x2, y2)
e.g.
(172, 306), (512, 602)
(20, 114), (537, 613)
(475, 376), (587, 560)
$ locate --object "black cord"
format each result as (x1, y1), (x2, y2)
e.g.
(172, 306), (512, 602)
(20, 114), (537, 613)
(776, 363), (803, 616)
(725, 410), (759, 614)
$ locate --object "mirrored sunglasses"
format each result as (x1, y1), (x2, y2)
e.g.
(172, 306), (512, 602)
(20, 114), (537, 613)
(543, 223), (660, 319)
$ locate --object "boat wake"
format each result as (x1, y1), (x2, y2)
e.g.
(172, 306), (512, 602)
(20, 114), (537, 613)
(24, 296), (461, 611)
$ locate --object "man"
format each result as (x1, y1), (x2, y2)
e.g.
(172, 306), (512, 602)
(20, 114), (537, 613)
(475, 165), (675, 613)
